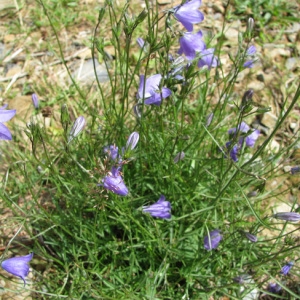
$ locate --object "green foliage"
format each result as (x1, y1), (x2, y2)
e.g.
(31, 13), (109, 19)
(0, 0), (299, 298)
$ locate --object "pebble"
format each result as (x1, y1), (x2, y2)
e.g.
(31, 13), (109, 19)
(247, 80), (265, 92)
(259, 111), (278, 131)
(285, 57), (299, 71)
(224, 28), (239, 42)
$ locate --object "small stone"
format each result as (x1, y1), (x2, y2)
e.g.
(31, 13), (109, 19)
(259, 111), (278, 131)
(247, 80), (265, 92)
(289, 122), (298, 132)
(256, 73), (264, 82)
(5, 64), (22, 77)
(3, 34), (16, 44)
(224, 28), (239, 42)
(212, 3), (224, 14)
(266, 139), (280, 153)
(285, 57), (299, 71)
(283, 166), (291, 173)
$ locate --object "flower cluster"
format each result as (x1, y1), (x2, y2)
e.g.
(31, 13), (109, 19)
(101, 132), (139, 197)
(226, 121), (260, 162)
(137, 0), (218, 108)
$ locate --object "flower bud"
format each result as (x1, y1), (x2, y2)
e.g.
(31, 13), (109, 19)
(31, 93), (39, 109)
(247, 18), (254, 34)
(68, 116), (86, 143)
(126, 132), (139, 151)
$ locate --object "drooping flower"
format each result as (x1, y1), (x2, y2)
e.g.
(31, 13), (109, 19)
(102, 167), (128, 196)
(125, 132), (139, 151)
(280, 261), (294, 275)
(267, 282), (282, 294)
(274, 212), (300, 222)
(1, 253), (33, 286)
(198, 48), (218, 69)
(173, 0), (204, 32)
(290, 166), (300, 175)
(204, 229), (222, 250)
(178, 31), (206, 60)
(142, 195), (171, 219)
(138, 74), (171, 106)
(68, 116), (86, 143)
(243, 45), (257, 68)
(226, 121), (260, 161)
(244, 232), (257, 243)
(225, 142), (239, 162)
(0, 107), (16, 140)
(104, 145), (119, 160)
(174, 151), (185, 163)
(31, 93), (39, 109)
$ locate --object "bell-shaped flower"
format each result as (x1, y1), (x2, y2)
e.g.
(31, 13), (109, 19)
(102, 167), (128, 196)
(1, 253), (33, 286)
(198, 48), (218, 69)
(225, 142), (239, 162)
(204, 229), (222, 250)
(0, 107), (16, 140)
(104, 145), (119, 161)
(68, 116), (86, 143)
(173, 0), (204, 32)
(267, 282), (282, 294)
(138, 74), (171, 106)
(226, 121), (260, 161)
(290, 166), (300, 175)
(142, 195), (171, 219)
(178, 31), (206, 60)
(243, 45), (257, 68)
(280, 261), (294, 275)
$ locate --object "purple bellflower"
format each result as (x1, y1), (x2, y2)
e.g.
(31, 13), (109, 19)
(102, 167), (128, 196)
(280, 261), (294, 275)
(204, 229), (222, 250)
(243, 45), (257, 68)
(68, 116), (86, 143)
(138, 74), (171, 106)
(1, 253), (33, 286)
(274, 212), (300, 222)
(31, 93), (39, 109)
(226, 121), (260, 161)
(198, 48), (218, 69)
(174, 0), (204, 32)
(142, 195), (171, 219)
(0, 106), (16, 140)
(178, 31), (206, 60)
(104, 145), (119, 161)
(268, 282), (282, 294)
(225, 142), (239, 162)
(291, 166), (300, 175)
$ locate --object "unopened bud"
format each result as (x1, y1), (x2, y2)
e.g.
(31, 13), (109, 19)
(126, 132), (139, 151)
(68, 116), (86, 143)
(174, 151), (185, 163)
(31, 93), (39, 109)
(247, 18), (254, 33)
